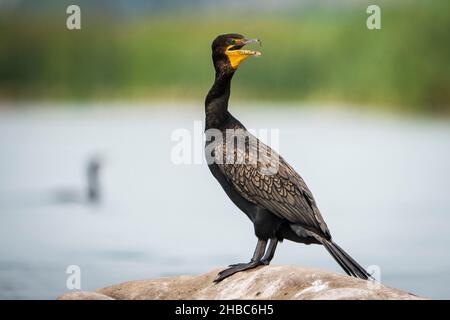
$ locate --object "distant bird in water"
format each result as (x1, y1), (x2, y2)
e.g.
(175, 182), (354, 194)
(204, 34), (371, 282)
(52, 155), (103, 205)
(86, 156), (101, 203)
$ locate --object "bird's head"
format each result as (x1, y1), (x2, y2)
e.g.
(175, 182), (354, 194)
(211, 33), (261, 74)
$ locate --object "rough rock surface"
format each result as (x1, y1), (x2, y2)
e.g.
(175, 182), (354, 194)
(58, 291), (114, 300)
(58, 265), (424, 300)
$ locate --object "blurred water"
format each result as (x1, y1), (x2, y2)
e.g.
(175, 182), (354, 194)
(0, 104), (449, 299)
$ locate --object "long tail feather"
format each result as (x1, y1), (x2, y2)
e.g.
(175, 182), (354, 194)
(322, 239), (372, 280)
(290, 225), (372, 280)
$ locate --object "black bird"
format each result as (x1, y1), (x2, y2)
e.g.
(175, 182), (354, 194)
(86, 156), (102, 204)
(52, 155), (103, 205)
(204, 34), (371, 282)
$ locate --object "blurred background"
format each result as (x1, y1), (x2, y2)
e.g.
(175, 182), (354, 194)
(0, 0), (449, 299)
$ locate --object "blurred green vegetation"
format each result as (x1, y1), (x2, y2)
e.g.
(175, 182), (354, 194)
(0, 1), (449, 114)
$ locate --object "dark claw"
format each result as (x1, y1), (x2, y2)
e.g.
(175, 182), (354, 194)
(214, 260), (264, 283)
(228, 263), (248, 268)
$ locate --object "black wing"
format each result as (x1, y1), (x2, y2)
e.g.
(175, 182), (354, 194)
(214, 130), (331, 238)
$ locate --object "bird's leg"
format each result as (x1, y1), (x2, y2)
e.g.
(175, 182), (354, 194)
(228, 237), (278, 267)
(214, 239), (267, 283)
(260, 237), (278, 265)
(227, 239), (267, 268)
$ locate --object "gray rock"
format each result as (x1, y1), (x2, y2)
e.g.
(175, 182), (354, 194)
(57, 265), (424, 300)
(58, 291), (114, 300)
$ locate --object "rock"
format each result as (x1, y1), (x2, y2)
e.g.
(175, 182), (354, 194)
(58, 291), (114, 300)
(57, 265), (424, 300)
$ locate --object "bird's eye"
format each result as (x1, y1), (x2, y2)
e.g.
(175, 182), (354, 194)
(228, 39), (236, 45)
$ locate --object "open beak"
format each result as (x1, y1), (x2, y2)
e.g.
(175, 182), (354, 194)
(226, 38), (262, 69)
(230, 38), (262, 56)
(242, 38), (262, 49)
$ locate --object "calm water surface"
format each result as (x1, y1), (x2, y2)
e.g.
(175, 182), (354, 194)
(0, 104), (449, 299)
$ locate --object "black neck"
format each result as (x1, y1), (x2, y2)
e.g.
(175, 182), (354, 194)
(205, 70), (234, 129)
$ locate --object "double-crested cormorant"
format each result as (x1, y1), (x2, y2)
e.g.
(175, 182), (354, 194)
(204, 34), (371, 282)
(52, 155), (102, 205)
(86, 156), (101, 203)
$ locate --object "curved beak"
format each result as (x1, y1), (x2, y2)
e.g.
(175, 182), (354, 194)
(225, 37), (262, 69)
(243, 38), (262, 47)
(235, 38), (262, 57)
